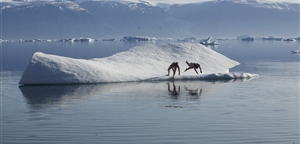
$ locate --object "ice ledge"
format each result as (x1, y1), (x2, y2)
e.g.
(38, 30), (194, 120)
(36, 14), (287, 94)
(146, 73), (259, 81)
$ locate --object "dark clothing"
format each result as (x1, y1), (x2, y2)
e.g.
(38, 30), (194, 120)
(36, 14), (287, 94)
(166, 62), (180, 77)
(184, 61), (202, 74)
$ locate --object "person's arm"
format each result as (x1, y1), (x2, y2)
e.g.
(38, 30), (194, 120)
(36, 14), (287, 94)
(177, 65), (180, 75)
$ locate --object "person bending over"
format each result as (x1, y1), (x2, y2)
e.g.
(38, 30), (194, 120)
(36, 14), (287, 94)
(166, 62), (180, 77)
(184, 60), (202, 74)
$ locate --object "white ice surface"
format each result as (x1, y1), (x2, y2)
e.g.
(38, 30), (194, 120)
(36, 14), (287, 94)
(19, 43), (258, 85)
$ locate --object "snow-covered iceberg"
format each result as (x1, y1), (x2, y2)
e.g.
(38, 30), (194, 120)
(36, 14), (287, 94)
(291, 50), (300, 54)
(122, 36), (156, 41)
(199, 37), (219, 45)
(19, 43), (258, 85)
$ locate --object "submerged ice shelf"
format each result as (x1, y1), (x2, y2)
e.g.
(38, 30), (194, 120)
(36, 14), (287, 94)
(19, 43), (258, 85)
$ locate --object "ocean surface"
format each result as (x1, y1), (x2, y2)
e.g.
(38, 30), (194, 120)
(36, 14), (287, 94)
(1, 40), (299, 144)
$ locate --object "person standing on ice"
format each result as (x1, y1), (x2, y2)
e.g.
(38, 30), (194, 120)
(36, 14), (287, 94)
(166, 62), (180, 77)
(184, 60), (202, 74)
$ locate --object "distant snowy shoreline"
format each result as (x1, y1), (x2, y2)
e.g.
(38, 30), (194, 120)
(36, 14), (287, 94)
(1, 36), (299, 43)
(1, 0), (299, 39)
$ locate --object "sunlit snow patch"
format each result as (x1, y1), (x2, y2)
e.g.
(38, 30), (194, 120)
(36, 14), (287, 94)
(19, 43), (258, 85)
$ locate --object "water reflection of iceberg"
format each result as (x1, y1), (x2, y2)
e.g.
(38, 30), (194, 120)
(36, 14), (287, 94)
(19, 78), (255, 110)
(19, 84), (99, 110)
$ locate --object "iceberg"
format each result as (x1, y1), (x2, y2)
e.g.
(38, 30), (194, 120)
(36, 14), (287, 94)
(59, 38), (95, 42)
(241, 37), (254, 41)
(122, 36), (156, 41)
(291, 50), (300, 54)
(283, 38), (296, 42)
(199, 37), (219, 45)
(178, 37), (197, 42)
(262, 36), (283, 41)
(19, 43), (258, 85)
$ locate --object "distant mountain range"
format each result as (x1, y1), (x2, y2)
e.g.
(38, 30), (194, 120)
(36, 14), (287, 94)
(1, 0), (299, 39)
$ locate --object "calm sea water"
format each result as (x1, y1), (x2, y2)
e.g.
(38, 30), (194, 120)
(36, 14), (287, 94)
(1, 40), (299, 144)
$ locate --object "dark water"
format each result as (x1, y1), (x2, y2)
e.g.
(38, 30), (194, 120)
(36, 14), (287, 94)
(1, 40), (299, 144)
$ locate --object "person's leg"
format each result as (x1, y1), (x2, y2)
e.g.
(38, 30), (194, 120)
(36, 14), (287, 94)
(166, 67), (171, 76)
(194, 68), (198, 74)
(177, 67), (180, 75)
(197, 64), (202, 73)
(172, 68), (176, 77)
(185, 67), (193, 72)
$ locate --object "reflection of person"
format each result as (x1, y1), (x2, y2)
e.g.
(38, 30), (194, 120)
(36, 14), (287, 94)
(184, 60), (202, 74)
(167, 81), (180, 97)
(184, 86), (202, 96)
(166, 62), (180, 77)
